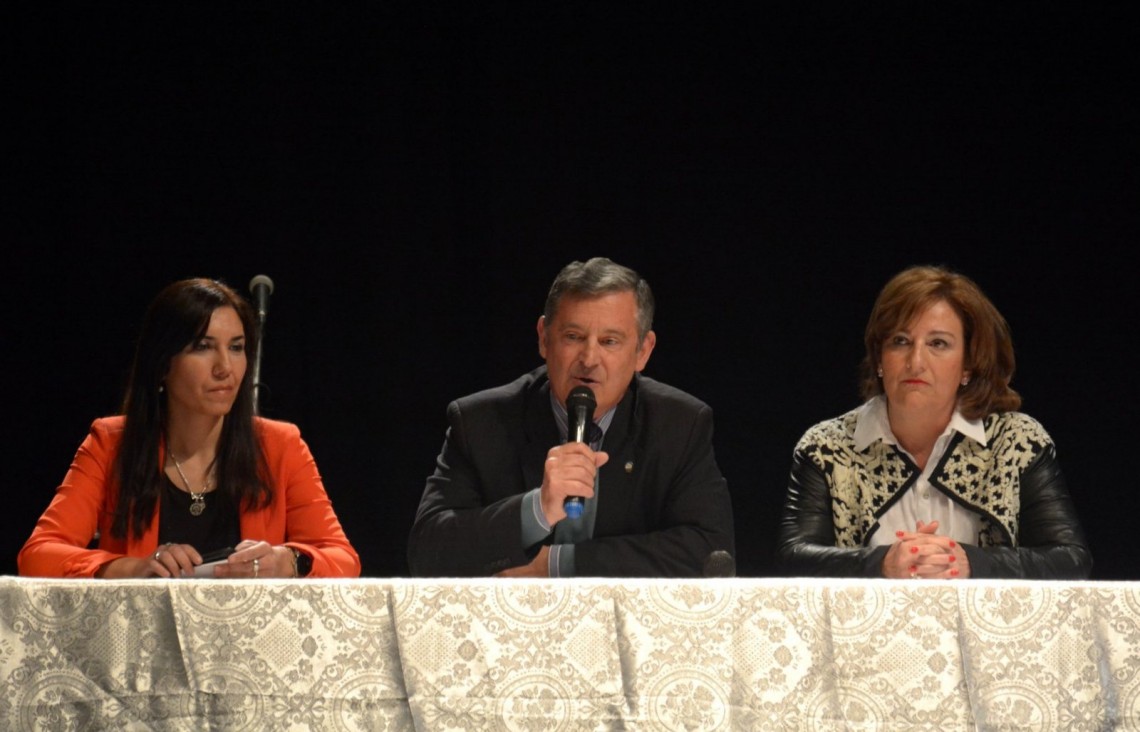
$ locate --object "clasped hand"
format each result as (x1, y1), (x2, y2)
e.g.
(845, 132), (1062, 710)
(882, 520), (971, 580)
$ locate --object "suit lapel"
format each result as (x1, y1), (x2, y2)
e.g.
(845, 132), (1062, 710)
(521, 376), (559, 490)
(596, 378), (638, 528)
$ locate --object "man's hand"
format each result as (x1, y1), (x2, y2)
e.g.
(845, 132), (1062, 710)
(495, 545), (551, 578)
(539, 442), (609, 525)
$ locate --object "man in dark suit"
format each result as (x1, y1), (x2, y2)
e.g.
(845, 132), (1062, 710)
(407, 257), (734, 577)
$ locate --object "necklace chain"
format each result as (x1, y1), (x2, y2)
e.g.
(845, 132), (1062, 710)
(170, 454), (212, 516)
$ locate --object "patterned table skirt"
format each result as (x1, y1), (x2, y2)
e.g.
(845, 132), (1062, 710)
(2, 577), (1137, 730)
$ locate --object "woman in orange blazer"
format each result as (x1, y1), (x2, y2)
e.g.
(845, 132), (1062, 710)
(19, 278), (360, 579)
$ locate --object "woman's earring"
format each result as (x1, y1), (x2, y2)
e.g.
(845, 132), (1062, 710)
(158, 384), (165, 393)
(876, 367), (883, 378)
(961, 376), (969, 386)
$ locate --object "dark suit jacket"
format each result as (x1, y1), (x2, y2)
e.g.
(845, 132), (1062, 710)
(407, 367), (734, 577)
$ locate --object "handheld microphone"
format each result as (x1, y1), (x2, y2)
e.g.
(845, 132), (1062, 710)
(249, 274), (274, 323)
(563, 385), (596, 520)
(702, 550), (736, 578)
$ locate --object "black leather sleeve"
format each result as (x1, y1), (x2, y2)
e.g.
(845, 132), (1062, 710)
(964, 445), (1093, 579)
(775, 449), (890, 577)
(776, 442), (1094, 579)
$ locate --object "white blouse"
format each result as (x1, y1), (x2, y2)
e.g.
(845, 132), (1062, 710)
(854, 396), (986, 547)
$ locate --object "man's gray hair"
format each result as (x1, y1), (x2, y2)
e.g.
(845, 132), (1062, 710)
(543, 257), (655, 341)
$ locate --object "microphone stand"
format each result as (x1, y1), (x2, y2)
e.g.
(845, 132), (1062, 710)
(252, 312), (266, 415)
(248, 275), (274, 415)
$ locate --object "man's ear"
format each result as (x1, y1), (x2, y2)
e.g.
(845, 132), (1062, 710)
(635, 330), (656, 371)
(536, 315), (548, 359)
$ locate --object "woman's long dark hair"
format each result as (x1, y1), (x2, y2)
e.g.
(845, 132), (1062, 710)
(112, 278), (271, 540)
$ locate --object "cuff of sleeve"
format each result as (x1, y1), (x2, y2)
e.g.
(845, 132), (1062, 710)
(521, 488), (553, 547)
(550, 544), (575, 578)
(862, 545), (891, 578)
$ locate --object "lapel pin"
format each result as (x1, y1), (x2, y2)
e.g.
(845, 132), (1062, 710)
(625, 461), (634, 473)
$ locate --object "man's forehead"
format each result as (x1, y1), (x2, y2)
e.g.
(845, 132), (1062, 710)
(552, 295), (636, 327)
(552, 290), (636, 314)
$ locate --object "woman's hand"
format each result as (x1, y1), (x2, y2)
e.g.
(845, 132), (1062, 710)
(97, 540), (298, 578)
(882, 520), (971, 580)
(207, 539), (297, 579)
(96, 542), (204, 578)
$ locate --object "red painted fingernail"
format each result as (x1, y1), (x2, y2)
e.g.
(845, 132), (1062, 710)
(949, 555), (956, 563)
(896, 531), (905, 537)
(909, 565), (917, 573)
(910, 546), (919, 554)
(948, 540), (956, 548)
(950, 568), (960, 576)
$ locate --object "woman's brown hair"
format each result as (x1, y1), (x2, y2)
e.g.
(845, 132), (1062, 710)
(859, 265), (1021, 420)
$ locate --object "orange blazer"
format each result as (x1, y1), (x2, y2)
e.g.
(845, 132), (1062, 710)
(18, 416), (361, 578)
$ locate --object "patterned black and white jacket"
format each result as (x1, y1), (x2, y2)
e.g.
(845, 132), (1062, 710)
(777, 403), (1092, 579)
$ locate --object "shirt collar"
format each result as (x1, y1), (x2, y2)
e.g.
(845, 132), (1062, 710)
(550, 392), (616, 444)
(853, 395), (987, 451)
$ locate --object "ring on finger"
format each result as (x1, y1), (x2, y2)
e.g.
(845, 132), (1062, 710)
(154, 549), (163, 561)
(252, 557), (260, 579)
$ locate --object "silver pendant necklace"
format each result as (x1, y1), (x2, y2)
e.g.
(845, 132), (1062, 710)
(170, 455), (212, 516)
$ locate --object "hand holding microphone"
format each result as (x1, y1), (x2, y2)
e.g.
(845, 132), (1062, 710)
(540, 386), (607, 524)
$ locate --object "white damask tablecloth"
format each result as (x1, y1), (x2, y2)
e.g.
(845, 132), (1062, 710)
(1, 576), (1138, 730)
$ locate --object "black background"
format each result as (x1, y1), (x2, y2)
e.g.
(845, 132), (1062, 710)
(6, 4), (1136, 579)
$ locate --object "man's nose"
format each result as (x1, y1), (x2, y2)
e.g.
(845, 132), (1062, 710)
(578, 338), (600, 367)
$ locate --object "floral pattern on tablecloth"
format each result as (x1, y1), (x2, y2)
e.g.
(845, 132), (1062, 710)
(3, 577), (1139, 731)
